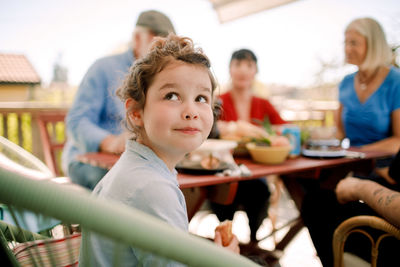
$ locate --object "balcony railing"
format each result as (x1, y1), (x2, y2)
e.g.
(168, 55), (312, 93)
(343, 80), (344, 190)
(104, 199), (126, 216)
(0, 102), (69, 173)
(0, 99), (338, 175)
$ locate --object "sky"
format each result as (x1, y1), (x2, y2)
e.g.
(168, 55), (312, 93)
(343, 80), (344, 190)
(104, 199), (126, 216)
(1, 0), (399, 88)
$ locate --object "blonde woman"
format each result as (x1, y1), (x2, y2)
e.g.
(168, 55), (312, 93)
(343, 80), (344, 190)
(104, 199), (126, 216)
(303, 17), (400, 267)
(336, 17), (400, 154)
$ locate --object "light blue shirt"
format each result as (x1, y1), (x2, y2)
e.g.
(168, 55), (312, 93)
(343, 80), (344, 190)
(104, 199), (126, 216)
(79, 140), (188, 266)
(62, 49), (134, 173)
(339, 66), (400, 147)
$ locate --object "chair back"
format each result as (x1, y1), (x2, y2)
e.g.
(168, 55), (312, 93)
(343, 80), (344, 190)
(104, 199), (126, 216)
(36, 112), (66, 176)
(333, 215), (400, 267)
(0, 134), (257, 267)
(0, 167), (258, 267)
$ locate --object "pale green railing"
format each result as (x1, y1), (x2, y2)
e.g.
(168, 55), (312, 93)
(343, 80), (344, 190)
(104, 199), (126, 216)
(0, 167), (258, 267)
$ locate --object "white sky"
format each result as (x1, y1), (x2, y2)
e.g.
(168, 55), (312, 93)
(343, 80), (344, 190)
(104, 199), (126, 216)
(1, 0), (399, 88)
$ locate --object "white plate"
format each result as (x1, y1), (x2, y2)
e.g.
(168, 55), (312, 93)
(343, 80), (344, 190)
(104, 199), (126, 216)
(302, 148), (347, 158)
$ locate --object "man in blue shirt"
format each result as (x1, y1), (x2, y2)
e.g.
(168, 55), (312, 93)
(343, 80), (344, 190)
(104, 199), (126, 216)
(62, 10), (176, 190)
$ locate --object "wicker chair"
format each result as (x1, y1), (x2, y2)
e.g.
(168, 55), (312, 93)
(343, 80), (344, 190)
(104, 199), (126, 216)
(333, 215), (400, 267)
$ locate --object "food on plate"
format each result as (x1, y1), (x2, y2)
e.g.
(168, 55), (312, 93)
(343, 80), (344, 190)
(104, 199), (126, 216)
(219, 120), (269, 141)
(252, 135), (290, 147)
(219, 119), (290, 146)
(215, 220), (233, 246)
(270, 135), (291, 147)
(200, 154), (220, 169)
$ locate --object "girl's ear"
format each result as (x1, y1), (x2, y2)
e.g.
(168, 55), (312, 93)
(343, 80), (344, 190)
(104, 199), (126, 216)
(125, 98), (144, 127)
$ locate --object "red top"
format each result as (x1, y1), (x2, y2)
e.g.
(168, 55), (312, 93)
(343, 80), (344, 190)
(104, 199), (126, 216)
(218, 91), (286, 124)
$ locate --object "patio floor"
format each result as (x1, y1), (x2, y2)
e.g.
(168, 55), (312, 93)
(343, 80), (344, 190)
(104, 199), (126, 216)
(188, 184), (322, 267)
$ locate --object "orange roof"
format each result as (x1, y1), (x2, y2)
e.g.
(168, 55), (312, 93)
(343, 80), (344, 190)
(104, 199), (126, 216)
(0, 54), (41, 84)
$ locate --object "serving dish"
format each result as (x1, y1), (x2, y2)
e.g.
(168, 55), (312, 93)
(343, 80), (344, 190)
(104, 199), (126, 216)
(302, 138), (347, 158)
(246, 142), (291, 164)
(176, 160), (230, 175)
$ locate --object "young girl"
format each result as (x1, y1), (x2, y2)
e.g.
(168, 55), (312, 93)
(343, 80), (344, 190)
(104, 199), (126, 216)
(79, 34), (239, 266)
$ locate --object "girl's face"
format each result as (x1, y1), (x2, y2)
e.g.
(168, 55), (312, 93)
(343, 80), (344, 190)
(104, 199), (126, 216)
(344, 29), (367, 67)
(135, 61), (214, 168)
(229, 59), (257, 91)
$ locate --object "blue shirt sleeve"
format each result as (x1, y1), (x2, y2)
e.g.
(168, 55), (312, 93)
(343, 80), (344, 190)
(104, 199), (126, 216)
(63, 50), (133, 171)
(66, 60), (111, 153)
(390, 68), (400, 111)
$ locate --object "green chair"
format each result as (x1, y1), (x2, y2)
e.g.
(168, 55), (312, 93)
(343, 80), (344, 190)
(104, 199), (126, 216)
(0, 167), (258, 266)
(0, 136), (257, 266)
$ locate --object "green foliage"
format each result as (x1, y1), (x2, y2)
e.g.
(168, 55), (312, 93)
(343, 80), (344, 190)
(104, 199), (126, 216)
(21, 113), (32, 152)
(0, 113), (66, 155)
(251, 137), (271, 146)
(0, 111), (66, 174)
(252, 117), (275, 135)
(6, 114), (19, 146)
(0, 115), (3, 137)
(55, 122), (65, 142)
(261, 117), (274, 135)
(300, 129), (311, 145)
(1, 113), (33, 153)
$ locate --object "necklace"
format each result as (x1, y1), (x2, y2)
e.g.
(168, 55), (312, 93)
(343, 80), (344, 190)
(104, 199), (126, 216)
(357, 67), (380, 91)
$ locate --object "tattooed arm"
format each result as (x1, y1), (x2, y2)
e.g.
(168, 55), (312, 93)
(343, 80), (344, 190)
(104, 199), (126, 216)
(336, 177), (400, 227)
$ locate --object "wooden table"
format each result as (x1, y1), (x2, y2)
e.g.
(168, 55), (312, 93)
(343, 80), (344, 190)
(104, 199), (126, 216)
(77, 149), (392, 251)
(77, 149), (390, 188)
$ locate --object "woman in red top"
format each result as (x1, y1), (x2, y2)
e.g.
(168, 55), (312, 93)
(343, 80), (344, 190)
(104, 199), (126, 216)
(211, 49), (286, 247)
(219, 92), (285, 123)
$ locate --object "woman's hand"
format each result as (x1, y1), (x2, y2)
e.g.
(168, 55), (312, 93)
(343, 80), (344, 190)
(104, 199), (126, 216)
(214, 231), (240, 254)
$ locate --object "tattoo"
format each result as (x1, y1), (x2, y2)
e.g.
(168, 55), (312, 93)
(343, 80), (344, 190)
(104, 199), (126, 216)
(378, 197), (383, 205)
(373, 188), (384, 196)
(385, 193), (400, 206)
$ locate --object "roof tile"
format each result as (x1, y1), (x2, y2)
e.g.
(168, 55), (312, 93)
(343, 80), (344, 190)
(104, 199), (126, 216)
(0, 54), (41, 84)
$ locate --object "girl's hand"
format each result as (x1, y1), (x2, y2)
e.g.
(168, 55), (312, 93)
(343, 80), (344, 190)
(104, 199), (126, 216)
(214, 231), (240, 254)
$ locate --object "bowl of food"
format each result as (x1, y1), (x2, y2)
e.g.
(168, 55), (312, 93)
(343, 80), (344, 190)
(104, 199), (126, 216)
(219, 121), (271, 157)
(246, 136), (291, 164)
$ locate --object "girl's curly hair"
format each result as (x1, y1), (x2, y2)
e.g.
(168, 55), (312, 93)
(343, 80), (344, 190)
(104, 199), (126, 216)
(116, 34), (217, 135)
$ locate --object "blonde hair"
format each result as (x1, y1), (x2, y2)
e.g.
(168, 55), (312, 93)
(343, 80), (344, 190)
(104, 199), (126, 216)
(117, 34), (217, 135)
(346, 17), (392, 71)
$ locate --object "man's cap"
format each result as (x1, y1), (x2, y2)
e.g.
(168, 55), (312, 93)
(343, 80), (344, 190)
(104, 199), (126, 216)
(136, 10), (176, 37)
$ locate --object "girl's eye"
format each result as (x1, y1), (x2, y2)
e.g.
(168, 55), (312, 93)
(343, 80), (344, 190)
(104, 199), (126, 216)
(196, 95), (209, 103)
(164, 92), (179, 101)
